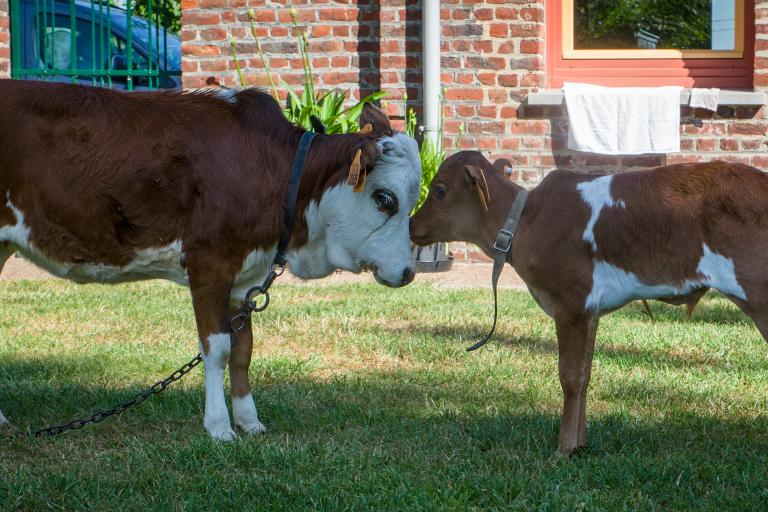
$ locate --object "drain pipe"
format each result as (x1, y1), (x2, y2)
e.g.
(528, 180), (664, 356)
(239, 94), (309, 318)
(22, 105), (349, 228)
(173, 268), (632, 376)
(422, 0), (441, 146)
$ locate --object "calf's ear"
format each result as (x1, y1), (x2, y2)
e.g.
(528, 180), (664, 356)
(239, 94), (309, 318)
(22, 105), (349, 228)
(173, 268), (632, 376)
(492, 158), (512, 175)
(464, 165), (491, 213)
(359, 103), (393, 137)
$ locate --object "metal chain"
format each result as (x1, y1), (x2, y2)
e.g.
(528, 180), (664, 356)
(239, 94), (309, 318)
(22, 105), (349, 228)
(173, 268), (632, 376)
(11, 264), (285, 439)
(17, 353), (203, 438)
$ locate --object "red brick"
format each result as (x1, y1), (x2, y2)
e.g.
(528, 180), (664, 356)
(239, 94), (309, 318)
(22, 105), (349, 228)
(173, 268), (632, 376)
(510, 24), (541, 37)
(520, 39), (542, 54)
(249, 9), (276, 22)
(478, 72), (496, 85)
(182, 12), (220, 26)
(197, 0), (227, 8)
(728, 123), (766, 136)
(696, 139), (717, 151)
(519, 7), (544, 22)
(510, 120), (550, 135)
(200, 28), (227, 41)
(445, 88), (484, 101)
(490, 23), (509, 38)
(182, 44), (221, 57)
(312, 25), (331, 37)
(720, 139), (739, 151)
(500, 106), (518, 118)
(495, 7), (518, 20)
(498, 74), (518, 87)
(201, 60), (228, 72)
(475, 8), (493, 20)
(323, 72), (359, 85)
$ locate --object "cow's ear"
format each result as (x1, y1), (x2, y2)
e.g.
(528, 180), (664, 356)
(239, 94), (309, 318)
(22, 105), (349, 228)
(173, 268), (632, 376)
(464, 165), (490, 212)
(359, 103), (393, 137)
(492, 158), (512, 175)
(346, 141), (380, 192)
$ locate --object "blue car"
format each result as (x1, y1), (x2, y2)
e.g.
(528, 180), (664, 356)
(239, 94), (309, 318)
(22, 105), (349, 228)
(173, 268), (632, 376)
(13, 0), (181, 89)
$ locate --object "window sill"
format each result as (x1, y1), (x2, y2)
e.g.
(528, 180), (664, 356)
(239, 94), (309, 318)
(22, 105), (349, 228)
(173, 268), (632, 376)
(527, 89), (765, 107)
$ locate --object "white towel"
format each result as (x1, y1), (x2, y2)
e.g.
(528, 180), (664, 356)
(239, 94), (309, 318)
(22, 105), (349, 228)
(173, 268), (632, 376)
(689, 88), (720, 111)
(563, 82), (683, 155)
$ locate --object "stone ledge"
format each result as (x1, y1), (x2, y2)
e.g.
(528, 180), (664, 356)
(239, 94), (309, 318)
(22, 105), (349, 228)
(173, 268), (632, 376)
(527, 89), (765, 106)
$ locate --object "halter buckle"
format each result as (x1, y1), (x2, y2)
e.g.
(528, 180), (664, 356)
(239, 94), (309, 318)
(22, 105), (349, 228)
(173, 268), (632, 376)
(493, 229), (514, 253)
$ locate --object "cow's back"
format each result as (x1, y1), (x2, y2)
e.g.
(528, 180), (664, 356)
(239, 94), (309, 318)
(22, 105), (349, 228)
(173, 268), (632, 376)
(0, 81), (254, 271)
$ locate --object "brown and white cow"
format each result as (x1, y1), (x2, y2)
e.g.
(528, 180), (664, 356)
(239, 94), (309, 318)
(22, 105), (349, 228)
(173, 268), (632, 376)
(0, 80), (421, 440)
(411, 150), (768, 455)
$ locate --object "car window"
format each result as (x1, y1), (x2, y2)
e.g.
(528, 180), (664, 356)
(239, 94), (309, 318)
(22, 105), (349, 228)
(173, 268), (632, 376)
(37, 15), (96, 70)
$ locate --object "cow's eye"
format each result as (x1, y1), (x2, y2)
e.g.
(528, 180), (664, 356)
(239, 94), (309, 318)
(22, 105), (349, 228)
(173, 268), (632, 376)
(433, 184), (446, 200)
(373, 188), (398, 215)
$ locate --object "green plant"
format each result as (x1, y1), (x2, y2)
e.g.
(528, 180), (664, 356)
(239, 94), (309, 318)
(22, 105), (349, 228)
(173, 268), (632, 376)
(407, 90), (463, 212)
(233, 8), (385, 135)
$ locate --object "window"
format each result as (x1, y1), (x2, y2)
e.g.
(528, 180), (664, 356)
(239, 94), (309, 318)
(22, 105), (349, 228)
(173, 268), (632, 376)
(547, 0), (755, 88)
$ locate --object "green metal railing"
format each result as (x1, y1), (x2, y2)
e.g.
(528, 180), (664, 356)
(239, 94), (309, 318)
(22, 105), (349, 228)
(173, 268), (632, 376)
(9, 0), (178, 90)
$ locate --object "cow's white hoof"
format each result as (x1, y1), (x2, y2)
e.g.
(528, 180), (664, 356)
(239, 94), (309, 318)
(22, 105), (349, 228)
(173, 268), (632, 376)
(207, 425), (237, 441)
(237, 420), (267, 435)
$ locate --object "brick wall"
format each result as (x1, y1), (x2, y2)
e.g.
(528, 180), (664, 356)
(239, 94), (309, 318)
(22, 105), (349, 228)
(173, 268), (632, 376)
(181, 1), (768, 188)
(0, 0), (9, 78)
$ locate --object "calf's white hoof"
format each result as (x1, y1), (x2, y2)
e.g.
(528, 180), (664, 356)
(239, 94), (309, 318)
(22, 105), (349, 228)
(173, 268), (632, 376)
(207, 425), (237, 441)
(237, 420), (267, 435)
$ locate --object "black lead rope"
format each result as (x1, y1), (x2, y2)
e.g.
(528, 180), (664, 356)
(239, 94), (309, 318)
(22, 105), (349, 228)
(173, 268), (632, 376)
(466, 189), (528, 352)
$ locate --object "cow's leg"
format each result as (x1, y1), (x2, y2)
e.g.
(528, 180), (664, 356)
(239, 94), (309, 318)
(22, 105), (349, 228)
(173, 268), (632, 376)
(228, 307), (266, 434)
(0, 242), (14, 275)
(188, 264), (238, 441)
(0, 243), (13, 428)
(576, 318), (599, 450)
(555, 312), (594, 456)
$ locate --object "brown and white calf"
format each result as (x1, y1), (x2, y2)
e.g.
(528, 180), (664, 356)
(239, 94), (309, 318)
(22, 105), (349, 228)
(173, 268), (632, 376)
(411, 150), (767, 455)
(0, 80), (421, 440)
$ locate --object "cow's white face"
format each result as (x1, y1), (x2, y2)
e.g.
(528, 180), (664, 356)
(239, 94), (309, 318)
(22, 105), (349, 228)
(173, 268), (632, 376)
(288, 132), (421, 287)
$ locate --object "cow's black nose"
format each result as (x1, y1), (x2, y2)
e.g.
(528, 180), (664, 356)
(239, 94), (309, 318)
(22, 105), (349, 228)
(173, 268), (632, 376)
(402, 267), (415, 286)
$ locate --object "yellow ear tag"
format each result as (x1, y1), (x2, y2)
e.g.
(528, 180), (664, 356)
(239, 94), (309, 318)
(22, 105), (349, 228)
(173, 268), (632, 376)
(354, 169), (366, 192)
(347, 149), (365, 192)
(360, 123), (373, 134)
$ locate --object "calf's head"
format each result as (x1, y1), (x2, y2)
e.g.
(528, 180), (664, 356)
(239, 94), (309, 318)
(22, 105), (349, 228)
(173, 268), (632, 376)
(410, 151), (507, 249)
(292, 104), (421, 287)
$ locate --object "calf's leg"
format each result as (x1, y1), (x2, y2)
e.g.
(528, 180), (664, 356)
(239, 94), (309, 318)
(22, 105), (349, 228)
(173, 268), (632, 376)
(555, 312), (595, 455)
(229, 308), (266, 434)
(576, 318), (598, 449)
(0, 243), (14, 427)
(188, 264), (239, 441)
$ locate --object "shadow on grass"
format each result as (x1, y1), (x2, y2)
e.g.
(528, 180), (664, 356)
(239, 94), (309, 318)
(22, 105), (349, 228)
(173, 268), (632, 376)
(2, 354), (766, 453)
(2, 353), (767, 509)
(386, 322), (768, 372)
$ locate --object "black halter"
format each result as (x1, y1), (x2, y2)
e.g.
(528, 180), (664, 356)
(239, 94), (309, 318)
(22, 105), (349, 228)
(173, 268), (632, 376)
(236, 130), (317, 317)
(466, 188), (528, 352)
(274, 130), (317, 267)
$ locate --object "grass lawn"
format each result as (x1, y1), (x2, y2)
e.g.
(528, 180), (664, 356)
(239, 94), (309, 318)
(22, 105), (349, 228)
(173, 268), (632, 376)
(1, 279), (767, 511)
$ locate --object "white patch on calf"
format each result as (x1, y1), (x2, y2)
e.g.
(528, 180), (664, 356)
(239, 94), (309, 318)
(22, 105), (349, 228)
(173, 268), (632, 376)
(287, 132), (421, 287)
(585, 243), (746, 313)
(576, 176), (626, 251)
(586, 261), (684, 312)
(232, 394), (266, 434)
(200, 333), (236, 441)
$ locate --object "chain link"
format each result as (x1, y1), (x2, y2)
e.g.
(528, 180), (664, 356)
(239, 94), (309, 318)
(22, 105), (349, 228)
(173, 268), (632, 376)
(12, 264), (287, 439)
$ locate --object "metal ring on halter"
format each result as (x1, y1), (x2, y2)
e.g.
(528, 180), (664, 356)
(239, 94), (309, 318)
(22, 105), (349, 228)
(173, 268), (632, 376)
(229, 312), (250, 334)
(245, 286), (270, 313)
